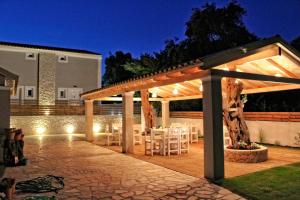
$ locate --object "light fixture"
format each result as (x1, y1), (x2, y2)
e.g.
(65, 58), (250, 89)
(66, 124), (75, 134)
(235, 79), (240, 84)
(224, 67), (229, 71)
(173, 88), (179, 95)
(152, 92), (157, 98)
(93, 124), (101, 133)
(275, 73), (282, 77)
(199, 84), (203, 92)
(36, 127), (45, 135)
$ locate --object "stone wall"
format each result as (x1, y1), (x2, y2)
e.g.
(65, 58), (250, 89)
(11, 115), (141, 135)
(38, 53), (56, 105)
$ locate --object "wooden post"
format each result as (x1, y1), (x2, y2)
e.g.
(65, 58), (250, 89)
(85, 100), (94, 141)
(202, 74), (224, 180)
(122, 92), (134, 153)
(161, 100), (169, 128)
(141, 89), (154, 133)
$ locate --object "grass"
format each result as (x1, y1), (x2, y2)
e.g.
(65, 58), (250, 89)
(217, 162), (300, 200)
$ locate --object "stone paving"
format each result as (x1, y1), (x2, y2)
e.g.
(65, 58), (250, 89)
(2, 134), (244, 200)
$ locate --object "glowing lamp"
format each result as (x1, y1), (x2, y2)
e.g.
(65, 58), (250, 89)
(93, 124), (101, 133)
(36, 127), (45, 135)
(66, 125), (75, 134)
(173, 88), (179, 95)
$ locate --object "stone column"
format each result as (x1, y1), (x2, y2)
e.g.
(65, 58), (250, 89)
(202, 74), (224, 180)
(38, 53), (56, 105)
(161, 100), (170, 128)
(85, 100), (94, 141)
(0, 75), (10, 164)
(122, 92), (134, 153)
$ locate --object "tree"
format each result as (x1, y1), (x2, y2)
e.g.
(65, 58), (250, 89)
(102, 51), (134, 86)
(291, 36), (300, 52)
(124, 54), (158, 76)
(184, 1), (257, 60)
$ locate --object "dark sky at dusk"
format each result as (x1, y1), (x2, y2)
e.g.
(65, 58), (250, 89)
(0, 0), (300, 75)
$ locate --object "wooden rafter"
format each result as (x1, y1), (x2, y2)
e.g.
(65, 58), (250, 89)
(266, 58), (297, 78)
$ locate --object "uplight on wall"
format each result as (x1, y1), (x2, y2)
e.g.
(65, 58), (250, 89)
(36, 127), (46, 135)
(93, 124), (101, 133)
(66, 124), (75, 134)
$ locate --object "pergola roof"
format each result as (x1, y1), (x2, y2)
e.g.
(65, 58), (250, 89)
(81, 36), (300, 101)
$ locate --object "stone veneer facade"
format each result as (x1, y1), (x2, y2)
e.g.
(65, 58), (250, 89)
(10, 115), (141, 135)
(38, 53), (56, 105)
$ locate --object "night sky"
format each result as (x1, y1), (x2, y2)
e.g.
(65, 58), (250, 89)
(0, 0), (300, 75)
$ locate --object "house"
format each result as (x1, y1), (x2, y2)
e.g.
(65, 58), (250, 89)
(0, 41), (101, 105)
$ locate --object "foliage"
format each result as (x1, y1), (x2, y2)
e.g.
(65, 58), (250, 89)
(102, 51), (134, 86)
(218, 162), (300, 200)
(291, 36), (300, 52)
(227, 141), (260, 150)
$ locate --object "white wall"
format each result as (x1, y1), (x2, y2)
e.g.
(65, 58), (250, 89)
(158, 117), (300, 148)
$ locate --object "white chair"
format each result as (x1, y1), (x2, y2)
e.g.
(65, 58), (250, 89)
(111, 126), (122, 146)
(180, 127), (190, 154)
(133, 124), (143, 145)
(190, 125), (199, 143)
(166, 128), (180, 156)
(145, 128), (163, 156)
(170, 123), (183, 128)
(104, 124), (112, 146)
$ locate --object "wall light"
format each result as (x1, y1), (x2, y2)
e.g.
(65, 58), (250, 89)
(93, 124), (101, 133)
(173, 88), (179, 95)
(152, 92), (157, 98)
(36, 127), (46, 135)
(66, 124), (75, 134)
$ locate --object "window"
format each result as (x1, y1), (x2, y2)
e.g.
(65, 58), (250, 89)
(57, 88), (68, 100)
(25, 52), (36, 60)
(58, 55), (68, 63)
(24, 86), (36, 100)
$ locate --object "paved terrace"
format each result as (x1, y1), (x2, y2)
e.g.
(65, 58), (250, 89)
(2, 135), (243, 200)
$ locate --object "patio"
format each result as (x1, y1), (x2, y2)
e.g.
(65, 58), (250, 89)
(81, 36), (300, 180)
(2, 135), (244, 200)
(94, 138), (300, 178)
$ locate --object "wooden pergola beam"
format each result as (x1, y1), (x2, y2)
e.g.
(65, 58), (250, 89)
(242, 84), (300, 94)
(82, 70), (210, 100)
(266, 58), (298, 78)
(212, 69), (300, 84)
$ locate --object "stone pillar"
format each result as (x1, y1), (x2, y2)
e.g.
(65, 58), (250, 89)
(141, 106), (145, 133)
(161, 100), (170, 128)
(0, 75), (10, 164)
(85, 100), (94, 141)
(0, 75), (10, 134)
(202, 74), (224, 180)
(122, 92), (134, 153)
(38, 53), (56, 105)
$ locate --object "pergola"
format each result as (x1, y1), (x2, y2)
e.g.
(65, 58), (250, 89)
(81, 36), (300, 180)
